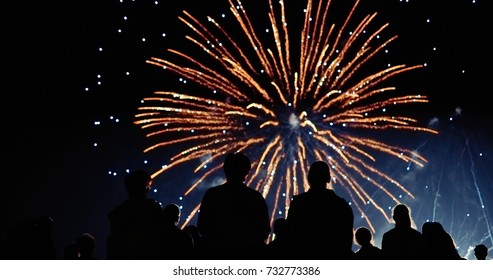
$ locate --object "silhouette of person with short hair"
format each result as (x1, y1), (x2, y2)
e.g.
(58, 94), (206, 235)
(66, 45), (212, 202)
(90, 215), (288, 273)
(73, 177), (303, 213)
(183, 224), (202, 258)
(76, 233), (97, 260)
(381, 204), (423, 260)
(31, 216), (57, 259)
(107, 170), (165, 259)
(285, 161), (354, 259)
(160, 203), (194, 259)
(266, 217), (289, 259)
(197, 152), (271, 259)
(421, 221), (463, 260)
(354, 226), (383, 260)
(474, 244), (488, 260)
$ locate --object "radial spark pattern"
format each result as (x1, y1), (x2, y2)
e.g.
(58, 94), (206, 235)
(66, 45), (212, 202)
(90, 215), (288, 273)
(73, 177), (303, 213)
(134, 0), (438, 231)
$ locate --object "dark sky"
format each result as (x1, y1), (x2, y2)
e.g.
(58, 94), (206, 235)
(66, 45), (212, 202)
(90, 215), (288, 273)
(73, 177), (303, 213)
(3, 0), (492, 260)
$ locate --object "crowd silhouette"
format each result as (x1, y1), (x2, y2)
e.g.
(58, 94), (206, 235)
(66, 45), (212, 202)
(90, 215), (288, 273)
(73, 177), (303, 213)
(1, 152), (491, 260)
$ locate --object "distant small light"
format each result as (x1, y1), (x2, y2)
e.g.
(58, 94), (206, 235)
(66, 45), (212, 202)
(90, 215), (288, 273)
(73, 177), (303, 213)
(278, 211), (282, 215)
(161, 33), (166, 37)
(98, 47), (103, 52)
(179, 197), (183, 200)
(466, 213), (470, 217)
(125, 72), (130, 76)
(144, 160), (148, 164)
(84, 87), (89, 92)
(141, 37), (146, 42)
(153, 189), (157, 193)
(93, 143), (98, 147)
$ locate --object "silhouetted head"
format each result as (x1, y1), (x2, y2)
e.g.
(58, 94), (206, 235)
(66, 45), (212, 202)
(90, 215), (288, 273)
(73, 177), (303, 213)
(223, 152), (251, 182)
(355, 227), (372, 246)
(163, 203), (181, 226)
(307, 161), (331, 189)
(474, 244), (488, 260)
(76, 233), (96, 258)
(273, 217), (287, 238)
(124, 170), (152, 198)
(422, 221), (445, 238)
(392, 204), (411, 227)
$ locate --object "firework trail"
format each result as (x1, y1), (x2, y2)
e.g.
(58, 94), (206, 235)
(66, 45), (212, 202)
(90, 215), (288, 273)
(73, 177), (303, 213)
(134, 0), (438, 231)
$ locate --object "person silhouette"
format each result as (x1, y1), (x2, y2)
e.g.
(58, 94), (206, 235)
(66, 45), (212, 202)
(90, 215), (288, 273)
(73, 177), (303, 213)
(266, 217), (289, 259)
(76, 233), (98, 260)
(285, 161), (354, 259)
(31, 216), (57, 259)
(421, 221), (463, 260)
(354, 226), (383, 260)
(197, 152), (271, 259)
(161, 203), (194, 259)
(474, 244), (488, 260)
(381, 204), (423, 260)
(107, 170), (165, 259)
(183, 224), (202, 258)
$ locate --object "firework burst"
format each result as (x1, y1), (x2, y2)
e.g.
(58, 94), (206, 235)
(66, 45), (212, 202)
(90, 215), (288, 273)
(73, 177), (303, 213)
(134, 0), (438, 231)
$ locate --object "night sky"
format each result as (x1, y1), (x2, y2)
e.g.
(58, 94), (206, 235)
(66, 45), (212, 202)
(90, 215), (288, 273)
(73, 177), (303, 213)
(3, 0), (492, 260)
